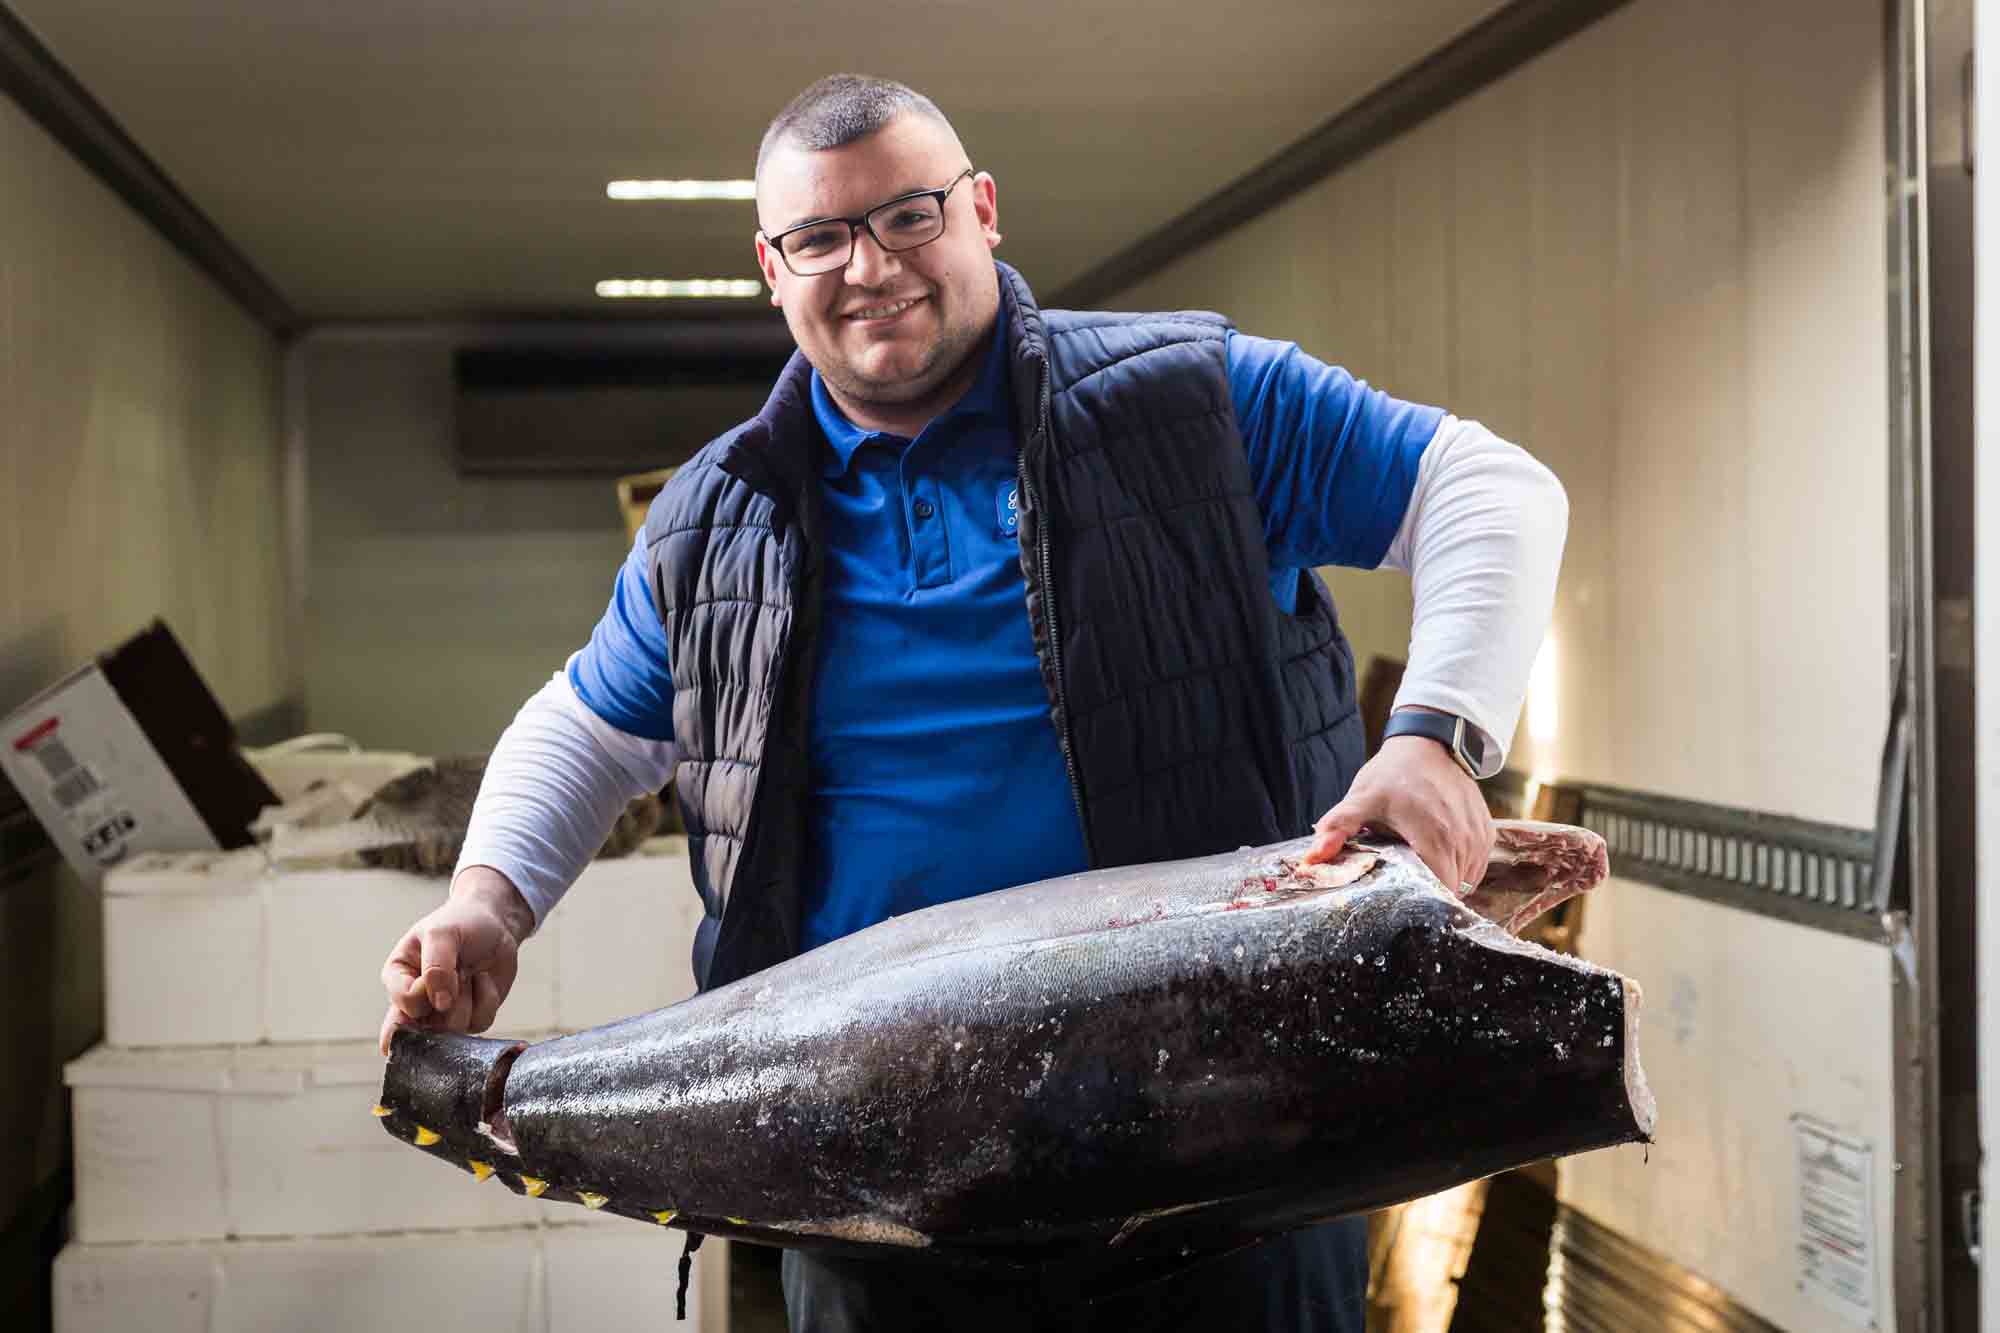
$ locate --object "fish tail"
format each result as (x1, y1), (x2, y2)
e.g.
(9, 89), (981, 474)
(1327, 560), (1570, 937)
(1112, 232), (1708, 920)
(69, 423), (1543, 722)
(377, 1027), (527, 1171)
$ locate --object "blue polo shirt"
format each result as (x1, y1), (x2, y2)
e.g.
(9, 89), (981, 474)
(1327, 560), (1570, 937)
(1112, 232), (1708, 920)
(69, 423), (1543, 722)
(572, 310), (1441, 950)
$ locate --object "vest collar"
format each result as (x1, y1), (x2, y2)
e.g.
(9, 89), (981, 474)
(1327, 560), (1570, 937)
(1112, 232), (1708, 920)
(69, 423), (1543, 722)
(995, 261), (1050, 442)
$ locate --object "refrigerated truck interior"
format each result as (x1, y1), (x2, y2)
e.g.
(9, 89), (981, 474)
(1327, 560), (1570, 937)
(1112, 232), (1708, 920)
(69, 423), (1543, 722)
(0, 0), (1993, 1330)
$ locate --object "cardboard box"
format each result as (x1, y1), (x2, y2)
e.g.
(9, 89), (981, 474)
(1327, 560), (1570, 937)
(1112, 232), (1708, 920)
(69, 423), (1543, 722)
(0, 621), (276, 885)
(102, 836), (700, 1047)
(617, 466), (678, 543)
(52, 1223), (723, 1332)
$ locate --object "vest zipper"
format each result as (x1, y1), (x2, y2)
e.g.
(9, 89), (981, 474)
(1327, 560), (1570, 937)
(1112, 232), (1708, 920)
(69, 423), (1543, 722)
(1018, 356), (1094, 864)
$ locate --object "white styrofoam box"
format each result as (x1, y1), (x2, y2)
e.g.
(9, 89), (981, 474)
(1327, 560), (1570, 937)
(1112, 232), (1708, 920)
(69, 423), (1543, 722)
(65, 1039), (632, 1243)
(51, 1240), (217, 1333)
(102, 848), (270, 1047)
(261, 864), (556, 1042)
(101, 838), (699, 1047)
(544, 1224), (721, 1330)
(55, 1224), (721, 1333)
(545, 835), (703, 1029)
(242, 744), (429, 805)
(99, 848), (534, 1046)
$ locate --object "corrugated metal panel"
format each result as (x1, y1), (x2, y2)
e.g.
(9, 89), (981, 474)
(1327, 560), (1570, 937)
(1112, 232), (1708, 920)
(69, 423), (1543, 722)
(1544, 1205), (1780, 1333)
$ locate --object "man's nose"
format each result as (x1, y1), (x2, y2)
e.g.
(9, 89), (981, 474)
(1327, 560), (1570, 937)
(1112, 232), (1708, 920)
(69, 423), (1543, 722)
(844, 227), (902, 286)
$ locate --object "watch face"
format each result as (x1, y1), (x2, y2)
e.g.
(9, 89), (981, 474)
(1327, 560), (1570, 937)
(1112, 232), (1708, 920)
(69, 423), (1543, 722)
(1446, 718), (1483, 777)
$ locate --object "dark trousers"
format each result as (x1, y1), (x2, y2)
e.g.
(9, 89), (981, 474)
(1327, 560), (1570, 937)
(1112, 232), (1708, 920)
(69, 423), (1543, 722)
(780, 1218), (1369, 1333)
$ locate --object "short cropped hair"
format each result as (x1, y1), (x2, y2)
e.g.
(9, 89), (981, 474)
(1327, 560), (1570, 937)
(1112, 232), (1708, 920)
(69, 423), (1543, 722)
(755, 75), (953, 180)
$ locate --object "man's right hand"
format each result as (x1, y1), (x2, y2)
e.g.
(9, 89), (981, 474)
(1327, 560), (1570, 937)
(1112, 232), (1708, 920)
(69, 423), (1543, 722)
(378, 865), (536, 1056)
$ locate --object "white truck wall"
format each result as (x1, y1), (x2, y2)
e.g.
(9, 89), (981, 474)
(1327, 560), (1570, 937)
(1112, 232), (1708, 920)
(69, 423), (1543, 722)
(297, 334), (630, 756)
(1108, 0), (1887, 828)
(0, 101), (289, 737)
(0, 86), (288, 1310)
(1106, 0), (1898, 1326)
(1569, 876), (1900, 1329)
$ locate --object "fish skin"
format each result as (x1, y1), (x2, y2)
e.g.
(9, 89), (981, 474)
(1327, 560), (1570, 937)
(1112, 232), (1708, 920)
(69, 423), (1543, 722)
(380, 820), (1648, 1276)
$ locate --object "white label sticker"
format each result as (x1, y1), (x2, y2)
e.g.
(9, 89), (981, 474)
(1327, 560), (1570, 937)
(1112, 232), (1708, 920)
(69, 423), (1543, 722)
(1794, 1116), (1877, 1326)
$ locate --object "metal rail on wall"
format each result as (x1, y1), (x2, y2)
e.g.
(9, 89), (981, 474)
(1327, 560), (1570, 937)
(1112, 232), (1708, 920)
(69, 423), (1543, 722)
(1480, 772), (1883, 941)
(1577, 785), (1883, 942)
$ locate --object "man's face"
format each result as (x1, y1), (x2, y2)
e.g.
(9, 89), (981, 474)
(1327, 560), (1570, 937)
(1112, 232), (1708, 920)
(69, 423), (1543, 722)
(755, 114), (1002, 417)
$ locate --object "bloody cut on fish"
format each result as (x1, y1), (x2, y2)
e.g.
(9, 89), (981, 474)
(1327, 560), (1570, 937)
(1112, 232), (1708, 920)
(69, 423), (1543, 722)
(378, 819), (1651, 1287)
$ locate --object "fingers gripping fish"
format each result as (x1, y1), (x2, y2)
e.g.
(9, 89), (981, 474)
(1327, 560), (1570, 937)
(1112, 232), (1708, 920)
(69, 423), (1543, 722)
(377, 820), (1651, 1287)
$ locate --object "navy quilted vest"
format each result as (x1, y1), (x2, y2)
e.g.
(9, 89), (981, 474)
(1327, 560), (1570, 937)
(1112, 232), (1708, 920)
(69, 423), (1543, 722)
(642, 263), (1364, 991)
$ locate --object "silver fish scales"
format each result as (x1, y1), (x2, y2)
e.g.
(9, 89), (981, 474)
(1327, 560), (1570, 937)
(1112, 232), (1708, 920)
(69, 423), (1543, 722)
(379, 819), (1652, 1280)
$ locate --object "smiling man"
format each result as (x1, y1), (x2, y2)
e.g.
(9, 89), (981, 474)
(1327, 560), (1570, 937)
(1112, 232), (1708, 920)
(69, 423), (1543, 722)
(754, 117), (996, 434)
(380, 74), (1567, 1332)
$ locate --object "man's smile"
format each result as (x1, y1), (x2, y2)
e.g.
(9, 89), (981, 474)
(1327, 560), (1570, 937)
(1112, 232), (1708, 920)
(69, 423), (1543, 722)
(844, 295), (926, 324)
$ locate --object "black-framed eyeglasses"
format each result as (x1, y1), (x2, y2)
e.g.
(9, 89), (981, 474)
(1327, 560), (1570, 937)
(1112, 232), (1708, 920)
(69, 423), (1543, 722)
(764, 168), (976, 277)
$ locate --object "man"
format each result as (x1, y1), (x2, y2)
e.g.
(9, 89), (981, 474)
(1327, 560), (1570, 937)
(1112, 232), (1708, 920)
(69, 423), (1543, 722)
(380, 75), (1565, 1332)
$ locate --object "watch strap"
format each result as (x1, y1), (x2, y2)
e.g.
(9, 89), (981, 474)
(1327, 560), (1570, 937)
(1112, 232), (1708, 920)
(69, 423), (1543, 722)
(1380, 710), (1486, 778)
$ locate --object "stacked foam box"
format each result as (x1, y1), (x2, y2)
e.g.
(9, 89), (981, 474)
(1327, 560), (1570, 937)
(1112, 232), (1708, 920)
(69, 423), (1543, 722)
(56, 751), (726, 1333)
(98, 834), (706, 1044)
(54, 1227), (704, 1332)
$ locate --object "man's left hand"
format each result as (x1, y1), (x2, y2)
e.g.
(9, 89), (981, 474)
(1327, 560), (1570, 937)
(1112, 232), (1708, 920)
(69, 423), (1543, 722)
(1302, 734), (1494, 893)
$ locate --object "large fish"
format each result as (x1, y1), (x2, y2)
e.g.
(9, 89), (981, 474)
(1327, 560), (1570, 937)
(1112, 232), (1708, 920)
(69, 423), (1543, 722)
(378, 820), (1651, 1285)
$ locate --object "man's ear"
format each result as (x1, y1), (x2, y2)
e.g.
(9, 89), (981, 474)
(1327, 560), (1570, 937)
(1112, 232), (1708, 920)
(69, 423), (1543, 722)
(973, 173), (1002, 250)
(753, 234), (783, 306)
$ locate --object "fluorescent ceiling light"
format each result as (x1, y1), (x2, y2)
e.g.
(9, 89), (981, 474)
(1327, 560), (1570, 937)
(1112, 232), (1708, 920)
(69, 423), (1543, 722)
(596, 278), (765, 299)
(607, 179), (757, 201)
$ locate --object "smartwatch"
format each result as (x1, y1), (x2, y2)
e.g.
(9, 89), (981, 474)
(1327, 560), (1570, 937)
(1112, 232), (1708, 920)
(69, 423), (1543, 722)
(1381, 710), (1486, 779)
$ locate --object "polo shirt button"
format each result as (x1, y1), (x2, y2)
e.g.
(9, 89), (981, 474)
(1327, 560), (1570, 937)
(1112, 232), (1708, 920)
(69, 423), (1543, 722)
(913, 499), (936, 520)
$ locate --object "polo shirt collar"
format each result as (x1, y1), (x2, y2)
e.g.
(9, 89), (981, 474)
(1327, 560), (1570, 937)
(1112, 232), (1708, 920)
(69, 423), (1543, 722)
(812, 303), (1013, 477)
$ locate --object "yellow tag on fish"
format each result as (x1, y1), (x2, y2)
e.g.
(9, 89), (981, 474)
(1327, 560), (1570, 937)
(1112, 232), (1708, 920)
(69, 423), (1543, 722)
(413, 1126), (441, 1147)
(653, 1210), (678, 1225)
(370, 1104), (392, 1117)
(468, 1160), (494, 1182)
(521, 1176), (549, 1197)
(726, 1216), (749, 1226)
(578, 1191), (609, 1210)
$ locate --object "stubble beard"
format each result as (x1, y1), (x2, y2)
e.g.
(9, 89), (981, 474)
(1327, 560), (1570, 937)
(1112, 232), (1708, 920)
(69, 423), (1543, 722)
(821, 307), (986, 415)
